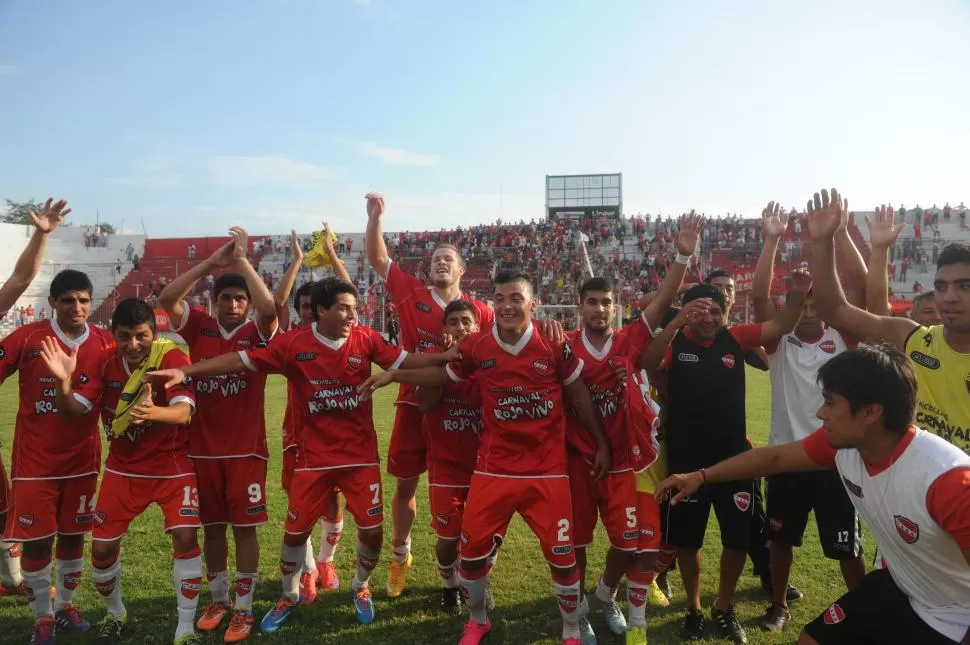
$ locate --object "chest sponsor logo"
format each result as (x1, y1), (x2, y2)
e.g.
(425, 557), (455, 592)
(786, 336), (803, 348)
(532, 359), (550, 375)
(107, 380), (123, 390)
(842, 476), (863, 498)
(295, 352), (316, 362)
(677, 352), (699, 363)
(236, 337), (252, 347)
(823, 603), (846, 624)
(721, 354), (736, 368)
(819, 339), (836, 354)
(479, 359), (496, 369)
(347, 354), (363, 368)
(31, 349), (42, 358)
(17, 514), (34, 529)
(732, 491), (750, 512)
(909, 351), (940, 370)
(201, 328), (220, 338)
(894, 515), (919, 544)
(416, 302), (433, 313)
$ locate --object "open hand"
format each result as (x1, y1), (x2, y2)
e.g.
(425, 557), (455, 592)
(537, 318), (565, 344)
(805, 187), (845, 242)
(290, 229), (304, 262)
(654, 471), (704, 504)
(146, 368), (187, 390)
(39, 336), (76, 382)
(675, 210), (706, 256)
(786, 269), (813, 295)
(229, 227), (249, 261)
(674, 298), (713, 328)
(357, 370), (395, 401)
(762, 201), (790, 239)
(208, 240), (236, 268)
(30, 198), (71, 234)
(865, 204), (904, 249)
(129, 383), (155, 425)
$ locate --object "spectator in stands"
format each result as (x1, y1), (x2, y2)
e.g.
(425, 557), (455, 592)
(38, 308), (47, 321)
(116, 259), (122, 274)
(25, 304), (34, 323)
(900, 257), (908, 283)
(132, 253), (140, 270)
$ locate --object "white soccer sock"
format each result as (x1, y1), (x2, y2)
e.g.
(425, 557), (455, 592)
(595, 576), (617, 604)
(302, 537), (315, 574)
(173, 555), (203, 640)
(233, 572), (258, 611)
(54, 558), (84, 611)
(436, 557), (459, 589)
(554, 579), (582, 640)
(0, 540), (23, 587)
(317, 519), (343, 563)
(280, 543), (305, 602)
(92, 560), (126, 618)
(577, 594), (590, 618)
(458, 571), (489, 624)
(626, 582), (648, 628)
(352, 542), (380, 591)
(391, 536), (411, 564)
(24, 562), (53, 618)
(206, 569), (229, 604)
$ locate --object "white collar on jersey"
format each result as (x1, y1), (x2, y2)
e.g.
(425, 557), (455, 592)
(427, 286), (463, 311)
(51, 316), (90, 349)
(581, 328), (614, 362)
(491, 321), (534, 356)
(217, 320), (247, 341)
(312, 323), (348, 350)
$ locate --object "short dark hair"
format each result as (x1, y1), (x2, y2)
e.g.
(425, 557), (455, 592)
(111, 298), (156, 331)
(937, 242), (970, 270)
(443, 299), (476, 323)
(433, 244), (465, 268)
(213, 273), (250, 299)
(494, 271), (534, 297)
(816, 343), (917, 434)
(911, 292), (935, 309)
(50, 270), (93, 300)
(580, 277), (614, 301)
(293, 281), (314, 310)
(704, 269), (733, 284)
(682, 283), (728, 313)
(310, 278), (359, 320)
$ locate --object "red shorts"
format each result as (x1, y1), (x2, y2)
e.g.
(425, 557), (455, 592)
(193, 457), (268, 527)
(460, 473), (576, 568)
(0, 462), (9, 515)
(3, 474), (98, 541)
(635, 492), (663, 553)
(286, 466), (382, 534)
(568, 453), (638, 551)
(93, 471), (201, 540)
(281, 449), (297, 492)
(387, 404), (426, 479)
(429, 485), (469, 540)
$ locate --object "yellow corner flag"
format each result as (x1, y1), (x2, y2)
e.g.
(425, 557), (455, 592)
(303, 228), (338, 268)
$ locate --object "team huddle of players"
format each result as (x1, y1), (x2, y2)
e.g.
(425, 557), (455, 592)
(0, 190), (968, 645)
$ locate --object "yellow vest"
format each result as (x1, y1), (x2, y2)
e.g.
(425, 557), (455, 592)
(636, 384), (668, 494)
(904, 325), (970, 455)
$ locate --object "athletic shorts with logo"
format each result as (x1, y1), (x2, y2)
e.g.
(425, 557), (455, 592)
(93, 471), (202, 540)
(285, 466), (382, 534)
(387, 404), (426, 479)
(460, 473), (575, 567)
(664, 479), (756, 551)
(194, 456), (268, 527)
(429, 485), (469, 540)
(803, 568), (958, 644)
(3, 474), (98, 541)
(281, 449), (341, 514)
(767, 469), (863, 560)
(567, 451), (638, 551)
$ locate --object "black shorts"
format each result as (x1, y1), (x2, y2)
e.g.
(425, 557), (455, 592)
(766, 470), (863, 561)
(803, 568), (958, 644)
(664, 479), (755, 551)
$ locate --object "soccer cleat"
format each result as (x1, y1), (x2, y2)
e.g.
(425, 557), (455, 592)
(353, 586), (376, 625)
(625, 625), (647, 645)
(578, 615), (597, 644)
(54, 603), (91, 633)
(441, 587), (461, 615)
(196, 602), (231, 632)
(679, 610), (705, 641)
(758, 604), (791, 633)
(0, 581), (27, 596)
(458, 619), (492, 645)
(316, 560), (340, 590)
(600, 598), (627, 636)
(174, 633), (204, 645)
(92, 615), (125, 645)
(711, 605), (747, 644)
(224, 610), (254, 643)
(299, 569), (318, 605)
(386, 552), (413, 598)
(787, 585), (804, 603)
(259, 597), (297, 634)
(647, 581), (669, 608)
(29, 616), (56, 645)
(655, 571), (672, 600)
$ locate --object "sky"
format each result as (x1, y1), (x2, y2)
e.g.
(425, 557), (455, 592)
(1, 0), (968, 237)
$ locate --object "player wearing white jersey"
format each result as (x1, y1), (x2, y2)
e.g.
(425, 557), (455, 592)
(656, 344), (970, 645)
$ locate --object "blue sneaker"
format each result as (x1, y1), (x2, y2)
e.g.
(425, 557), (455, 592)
(260, 597), (297, 633)
(55, 603), (92, 633)
(353, 587), (375, 624)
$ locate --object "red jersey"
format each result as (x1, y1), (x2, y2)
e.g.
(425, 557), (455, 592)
(0, 320), (112, 480)
(446, 324), (583, 478)
(564, 318), (654, 469)
(278, 322), (308, 452)
(173, 303), (271, 460)
(421, 348), (482, 487)
(75, 348), (196, 478)
(382, 260), (493, 405)
(241, 324), (407, 471)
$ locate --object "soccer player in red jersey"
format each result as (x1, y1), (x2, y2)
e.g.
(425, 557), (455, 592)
(0, 198), (71, 599)
(364, 192), (495, 597)
(0, 269), (113, 644)
(415, 300), (482, 615)
(150, 277), (460, 634)
(360, 272), (611, 645)
(158, 228), (278, 642)
(41, 299), (203, 645)
(273, 227), (347, 600)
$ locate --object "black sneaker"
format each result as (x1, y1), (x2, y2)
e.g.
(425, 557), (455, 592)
(711, 605), (748, 644)
(759, 603), (791, 632)
(441, 587), (461, 615)
(679, 610), (706, 641)
(93, 615), (125, 645)
(656, 570), (672, 600)
(760, 574), (804, 603)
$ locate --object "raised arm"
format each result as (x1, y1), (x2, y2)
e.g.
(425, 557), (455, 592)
(757, 270), (812, 344)
(642, 211), (705, 330)
(806, 187), (916, 348)
(274, 230), (305, 328)
(321, 222), (353, 284)
(751, 201), (787, 323)
(835, 202), (869, 309)
(864, 205), (904, 316)
(364, 192), (390, 278)
(227, 227), (278, 338)
(639, 298), (711, 372)
(38, 337), (89, 419)
(0, 198), (71, 316)
(159, 239), (236, 323)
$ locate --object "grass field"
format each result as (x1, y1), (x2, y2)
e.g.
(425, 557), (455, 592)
(0, 366), (858, 644)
